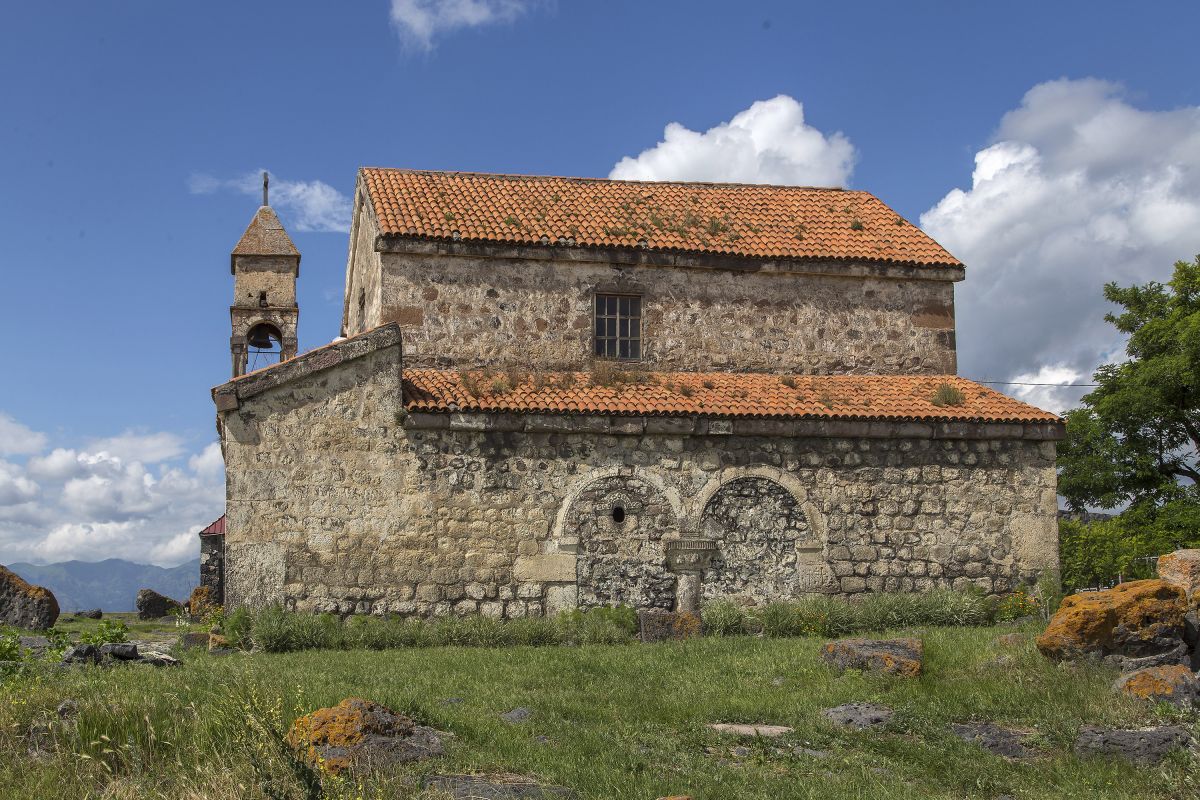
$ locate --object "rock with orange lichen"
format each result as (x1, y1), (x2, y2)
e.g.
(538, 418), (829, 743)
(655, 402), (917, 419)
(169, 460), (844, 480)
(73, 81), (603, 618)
(0, 564), (59, 630)
(285, 697), (447, 775)
(1113, 665), (1199, 708)
(1035, 579), (1188, 669)
(821, 637), (923, 677)
(1158, 549), (1200, 599)
(186, 585), (218, 617)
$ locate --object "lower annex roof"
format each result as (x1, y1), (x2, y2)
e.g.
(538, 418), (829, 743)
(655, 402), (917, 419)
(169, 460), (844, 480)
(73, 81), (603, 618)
(402, 369), (1060, 424)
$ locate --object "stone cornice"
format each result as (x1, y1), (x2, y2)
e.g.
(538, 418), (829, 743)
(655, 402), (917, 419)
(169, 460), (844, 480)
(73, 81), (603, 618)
(375, 237), (965, 283)
(402, 411), (1064, 441)
(212, 323), (402, 412)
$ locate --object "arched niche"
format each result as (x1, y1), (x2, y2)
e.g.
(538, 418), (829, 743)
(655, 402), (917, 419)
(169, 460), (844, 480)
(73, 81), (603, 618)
(560, 472), (680, 610)
(698, 473), (832, 602)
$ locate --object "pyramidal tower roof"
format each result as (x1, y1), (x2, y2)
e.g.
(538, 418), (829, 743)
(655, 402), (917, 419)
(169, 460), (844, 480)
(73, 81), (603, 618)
(231, 206), (300, 272)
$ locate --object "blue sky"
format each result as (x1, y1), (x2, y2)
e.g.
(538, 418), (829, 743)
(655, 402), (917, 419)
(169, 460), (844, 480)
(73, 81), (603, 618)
(2, 1), (1199, 565)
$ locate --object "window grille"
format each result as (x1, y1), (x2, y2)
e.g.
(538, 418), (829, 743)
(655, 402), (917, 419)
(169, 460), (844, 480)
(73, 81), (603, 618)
(594, 294), (641, 359)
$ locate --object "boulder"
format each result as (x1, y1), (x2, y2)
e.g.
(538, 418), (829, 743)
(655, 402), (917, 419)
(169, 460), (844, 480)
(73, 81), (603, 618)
(1158, 549), (1200, 599)
(1113, 665), (1199, 707)
(135, 588), (183, 621)
(421, 773), (576, 799)
(186, 585), (217, 617)
(950, 722), (1037, 760)
(76, 609), (102, 620)
(822, 703), (893, 730)
(139, 651), (181, 667)
(638, 610), (702, 642)
(821, 638), (923, 677)
(1035, 579), (1187, 669)
(178, 631), (209, 650)
(99, 643), (139, 661)
(286, 697), (447, 775)
(500, 707), (533, 724)
(61, 644), (100, 665)
(0, 565), (59, 630)
(1074, 725), (1191, 765)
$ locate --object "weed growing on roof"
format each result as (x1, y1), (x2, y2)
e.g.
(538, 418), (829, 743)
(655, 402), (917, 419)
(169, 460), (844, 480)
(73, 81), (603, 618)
(502, 215), (520, 226)
(503, 365), (527, 390)
(818, 392), (836, 409)
(931, 383), (967, 407)
(443, 211), (456, 222)
(459, 371), (483, 398)
(702, 379), (716, 389)
(590, 361), (652, 388)
(793, 225), (807, 240)
(603, 225), (633, 238)
(489, 375), (512, 395)
(705, 217), (729, 236)
(557, 371), (577, 389)
(678, 384), (695, 398)
(780, 375), (797, 388)
(895, 216), (906, 226)
(850, 219), (864, 231)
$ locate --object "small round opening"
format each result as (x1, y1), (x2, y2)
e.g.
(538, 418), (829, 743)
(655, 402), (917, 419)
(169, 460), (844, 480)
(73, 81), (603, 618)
(611, 505), (626, 524)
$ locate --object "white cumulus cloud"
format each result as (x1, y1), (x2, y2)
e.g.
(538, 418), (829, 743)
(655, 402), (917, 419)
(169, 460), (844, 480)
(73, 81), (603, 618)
(188, 170), (351, 233)
(610, 95), (856, 187)
(0, 412), (47, 455)
(87, 431), (185, 464)
(0, 413), (223, 566)
(922, 78), (1200, 412)
(390, 0), (534, 51)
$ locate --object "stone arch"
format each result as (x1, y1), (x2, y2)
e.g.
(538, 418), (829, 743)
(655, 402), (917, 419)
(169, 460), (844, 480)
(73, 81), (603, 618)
(557, 470), (681, 610)
(697, 469), (833, 602)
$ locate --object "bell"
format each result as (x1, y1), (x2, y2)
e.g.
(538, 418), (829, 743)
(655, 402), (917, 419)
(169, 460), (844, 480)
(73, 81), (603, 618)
(247, 327), (276, 349)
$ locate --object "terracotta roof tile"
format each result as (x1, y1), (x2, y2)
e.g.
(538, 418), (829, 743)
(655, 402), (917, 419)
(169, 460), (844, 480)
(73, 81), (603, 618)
(403, 370), (1058, 424)
(361, 168), (961, 267)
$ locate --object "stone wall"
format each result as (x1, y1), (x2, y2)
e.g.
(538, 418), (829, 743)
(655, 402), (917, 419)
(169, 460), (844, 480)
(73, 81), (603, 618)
(233, 255), (298, 309)
(364, 250), (956, 375)
(217, 337), (1059, 617)
(339, 197), (960, 375)
(199, 533), (225, 606)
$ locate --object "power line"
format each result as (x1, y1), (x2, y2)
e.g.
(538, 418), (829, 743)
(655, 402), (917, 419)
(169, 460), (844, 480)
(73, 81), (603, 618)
(972, 380), (1099, 388)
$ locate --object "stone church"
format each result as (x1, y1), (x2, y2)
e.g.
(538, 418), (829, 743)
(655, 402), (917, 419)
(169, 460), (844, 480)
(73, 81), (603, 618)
(205, 168), (1062, 618)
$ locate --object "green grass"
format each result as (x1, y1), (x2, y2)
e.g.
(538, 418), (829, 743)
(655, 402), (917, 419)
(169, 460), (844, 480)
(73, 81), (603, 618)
(1, 623), (1196, 799)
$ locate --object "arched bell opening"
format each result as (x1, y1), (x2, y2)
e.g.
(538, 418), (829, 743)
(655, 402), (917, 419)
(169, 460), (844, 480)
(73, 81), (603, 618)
(245, 322), (284, 372)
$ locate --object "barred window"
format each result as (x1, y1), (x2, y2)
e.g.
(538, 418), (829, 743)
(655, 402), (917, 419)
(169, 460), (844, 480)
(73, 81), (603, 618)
(594, 294), (642, 359)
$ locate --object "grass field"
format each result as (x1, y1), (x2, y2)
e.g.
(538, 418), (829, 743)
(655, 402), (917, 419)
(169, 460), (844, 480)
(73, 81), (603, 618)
(1, 621), (1196, 799)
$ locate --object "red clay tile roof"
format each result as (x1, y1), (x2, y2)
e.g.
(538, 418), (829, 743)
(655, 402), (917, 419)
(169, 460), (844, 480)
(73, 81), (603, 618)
(361, 168), (961, 268)
(403, 370), (1058, 424)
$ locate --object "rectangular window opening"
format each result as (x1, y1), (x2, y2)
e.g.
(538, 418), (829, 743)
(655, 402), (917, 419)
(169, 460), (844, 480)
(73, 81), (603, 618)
(594, 293), (643, 361)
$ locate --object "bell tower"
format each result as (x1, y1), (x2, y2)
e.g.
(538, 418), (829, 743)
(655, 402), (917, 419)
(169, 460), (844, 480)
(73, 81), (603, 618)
(229, 173), (299, 377)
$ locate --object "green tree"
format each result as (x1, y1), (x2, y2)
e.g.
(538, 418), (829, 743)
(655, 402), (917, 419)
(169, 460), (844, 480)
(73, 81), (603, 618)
(1056, 255), (1200, 587)
(1059, 255), (1200, 510)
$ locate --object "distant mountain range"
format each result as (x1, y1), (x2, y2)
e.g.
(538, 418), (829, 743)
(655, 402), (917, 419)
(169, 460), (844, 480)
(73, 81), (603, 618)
(4, 559), (199, 612)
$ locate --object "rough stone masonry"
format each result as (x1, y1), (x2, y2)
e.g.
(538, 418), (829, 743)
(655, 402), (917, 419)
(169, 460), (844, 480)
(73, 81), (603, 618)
(208, 168), (1063, 617)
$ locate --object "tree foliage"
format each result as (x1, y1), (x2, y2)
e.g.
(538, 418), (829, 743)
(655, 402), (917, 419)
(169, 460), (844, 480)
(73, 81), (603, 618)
(1056, 256), (1200, 587)
(1058, 255), (1200, 510)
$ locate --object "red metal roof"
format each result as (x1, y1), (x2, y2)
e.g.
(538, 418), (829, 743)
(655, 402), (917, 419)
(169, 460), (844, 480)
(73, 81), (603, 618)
(199, 514), (226, 536)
